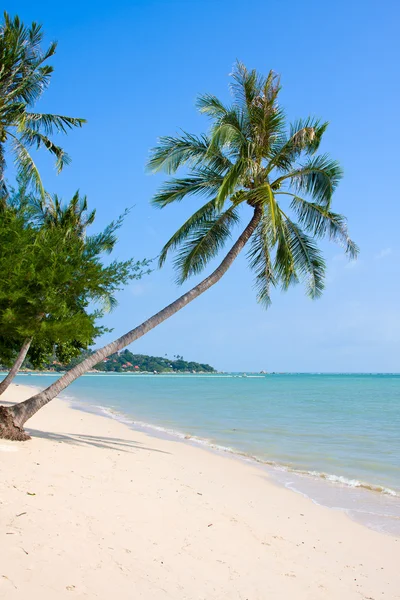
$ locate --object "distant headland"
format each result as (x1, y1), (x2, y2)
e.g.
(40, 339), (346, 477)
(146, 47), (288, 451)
(12, 349), (216, 374)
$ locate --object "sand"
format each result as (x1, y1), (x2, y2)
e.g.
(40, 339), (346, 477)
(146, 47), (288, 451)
(0, 383), (399, 599)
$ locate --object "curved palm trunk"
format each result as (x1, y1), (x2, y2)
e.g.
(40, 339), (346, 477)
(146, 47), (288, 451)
(0, 337), (32, 396)
(0, 207), (261, 440)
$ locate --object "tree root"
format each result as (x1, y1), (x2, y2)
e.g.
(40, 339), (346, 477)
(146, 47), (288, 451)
(0, 406), (30, 441)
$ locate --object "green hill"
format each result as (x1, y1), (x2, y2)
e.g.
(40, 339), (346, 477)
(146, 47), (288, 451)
(48, 349), (216, 373)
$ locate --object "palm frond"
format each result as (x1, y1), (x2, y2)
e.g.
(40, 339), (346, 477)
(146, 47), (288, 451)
(273, 155), (343, 205)
(280, 214), (326, 298)
(210, 122), (243, 149)
(152, 167), (225, 208)
(215, 158), (248, 210)
(174, 205), (240, 283)
(269, 118), (328, 171)
(247, 211), (276, 307)
(22, 113), (86, 135)
(273, 220), (298, 291)
(147, 132), (210, 174)
(230, 61), (270, 109)
(288, 194), (359, 258)
(207, 102), (250, 147)
(248, 104), (286, 155)
(97, 292), (118, 313)
(5, 67), (53, 106)
(39, 40), (57, 63)
(19, 128), (71, 172)
(196, 94), (230, 119)
(247, 184), (280, 234)
(10, 134), (44, 197)
(289, 118), (328, 155)
(158, 199), (219, 267)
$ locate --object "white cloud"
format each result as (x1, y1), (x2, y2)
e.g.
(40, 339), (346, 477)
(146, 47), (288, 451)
(375, 247), (392, 260)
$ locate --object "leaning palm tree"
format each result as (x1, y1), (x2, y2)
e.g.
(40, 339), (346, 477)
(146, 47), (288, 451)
(0, 63), (358, 440)
(0, 13), (85, 197)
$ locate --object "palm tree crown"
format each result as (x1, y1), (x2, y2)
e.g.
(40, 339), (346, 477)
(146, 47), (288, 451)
(0, 12), (85, 197)
(31, 191), (96, 239)
(148, 62), (358, 306)
(30, 191), (129, 258)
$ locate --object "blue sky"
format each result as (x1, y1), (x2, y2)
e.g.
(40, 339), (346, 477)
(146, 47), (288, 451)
(7, 0), (400, 372)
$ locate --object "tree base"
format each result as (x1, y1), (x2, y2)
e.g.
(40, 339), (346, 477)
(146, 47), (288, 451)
(0, 406), (30, 441)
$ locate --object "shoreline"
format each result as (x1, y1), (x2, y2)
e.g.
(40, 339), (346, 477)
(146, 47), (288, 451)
(1, 383), (399, 599)
(68, 394), (400, 537)
(9, 376), (400, 537)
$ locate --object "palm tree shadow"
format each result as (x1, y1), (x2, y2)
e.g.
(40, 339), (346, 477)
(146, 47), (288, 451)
(27, 429), (169, 454)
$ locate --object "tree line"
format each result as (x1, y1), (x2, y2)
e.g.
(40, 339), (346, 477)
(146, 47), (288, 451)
(75, 350), (215, 373)
(13, 349), (215, 373)
(0, 12), (357, 440)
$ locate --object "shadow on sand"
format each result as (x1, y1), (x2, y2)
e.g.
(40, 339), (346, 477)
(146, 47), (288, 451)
(1, 398), (170, 454)
(25, 429), (170, 454)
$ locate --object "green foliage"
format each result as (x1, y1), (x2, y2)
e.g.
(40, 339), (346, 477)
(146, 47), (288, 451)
(0, 12), (85, 196)
(0, 188), (151, 369)
(148, 62), (358, 306)
(49, 349), (215, 373)
(30, 191), (96, 237)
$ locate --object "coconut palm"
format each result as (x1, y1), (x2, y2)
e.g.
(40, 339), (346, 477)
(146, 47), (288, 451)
(0, 63), (358, 440)
(0, 13), (85, 197)
(31, 191), (127, 257)
(30, 191), (96, 239)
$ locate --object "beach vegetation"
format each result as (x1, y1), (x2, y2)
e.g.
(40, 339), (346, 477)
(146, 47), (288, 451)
(0, 187), (149, 405)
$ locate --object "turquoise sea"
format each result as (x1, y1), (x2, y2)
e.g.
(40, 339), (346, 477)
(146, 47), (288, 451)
(12, 372), (400, 535)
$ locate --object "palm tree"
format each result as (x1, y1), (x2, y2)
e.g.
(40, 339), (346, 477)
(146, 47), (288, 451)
(0, 13), (85, 197)
(30, 191), (96, 239)
(0, 63), (358, 440)
(33, 191), (128, 260)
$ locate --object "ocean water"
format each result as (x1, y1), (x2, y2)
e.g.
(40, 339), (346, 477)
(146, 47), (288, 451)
(12, 372), (400, 535)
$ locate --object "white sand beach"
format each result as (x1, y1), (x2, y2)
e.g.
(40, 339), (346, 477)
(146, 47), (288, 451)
(1, 383), (399, 599)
